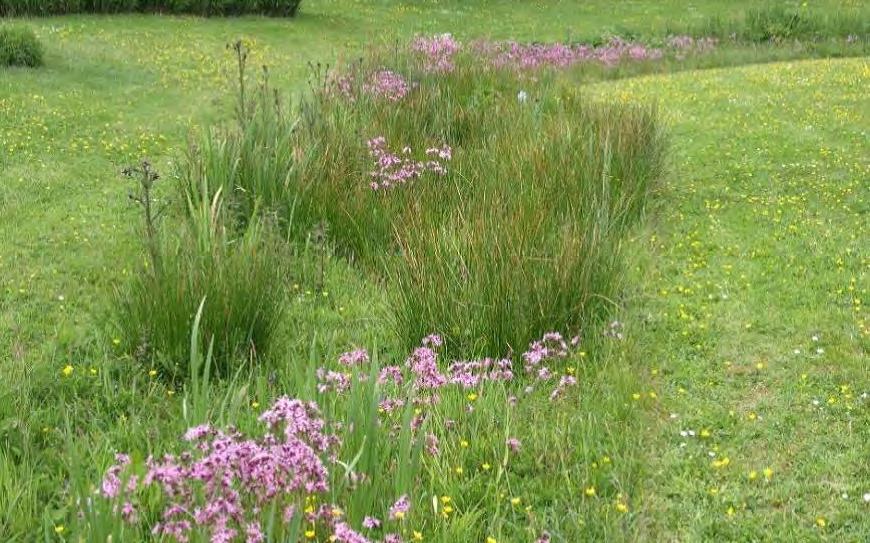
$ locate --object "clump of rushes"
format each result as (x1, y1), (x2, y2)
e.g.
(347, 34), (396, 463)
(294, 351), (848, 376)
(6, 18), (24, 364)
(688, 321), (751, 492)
(390, 96), (663, 354)
(0, 25), (43, 68)
(114, 161), (287, 380)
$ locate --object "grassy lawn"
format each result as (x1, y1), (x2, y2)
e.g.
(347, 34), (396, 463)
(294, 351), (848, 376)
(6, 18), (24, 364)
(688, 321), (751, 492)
(593, 57), (869, 540)
(0, 1), (867, 541)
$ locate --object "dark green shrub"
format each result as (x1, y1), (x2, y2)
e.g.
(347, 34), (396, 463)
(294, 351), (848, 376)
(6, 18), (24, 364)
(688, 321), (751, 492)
(0, 0), (301, 16)
(0, 26), (43, 68)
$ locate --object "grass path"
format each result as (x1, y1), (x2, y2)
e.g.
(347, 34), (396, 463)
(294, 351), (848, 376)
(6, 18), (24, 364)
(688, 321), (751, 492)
(589, 58), (868, 540)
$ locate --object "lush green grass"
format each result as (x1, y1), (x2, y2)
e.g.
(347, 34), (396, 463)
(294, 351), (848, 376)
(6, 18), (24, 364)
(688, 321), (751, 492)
(0, 1), (868, 541)
(596, 57), (869, 540)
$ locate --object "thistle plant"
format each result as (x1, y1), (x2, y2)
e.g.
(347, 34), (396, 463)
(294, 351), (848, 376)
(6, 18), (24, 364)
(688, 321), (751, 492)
(122, 159), (166, 274)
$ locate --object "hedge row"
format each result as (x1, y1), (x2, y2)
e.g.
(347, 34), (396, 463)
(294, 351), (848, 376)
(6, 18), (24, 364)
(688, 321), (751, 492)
(0, 0), (301, 16)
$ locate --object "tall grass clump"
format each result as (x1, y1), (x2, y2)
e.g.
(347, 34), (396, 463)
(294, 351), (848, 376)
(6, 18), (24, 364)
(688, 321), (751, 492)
(0, 0), (302, 16)
(0, 26), (43, 67)
(386, 91), (665, 354)
(114, 161), (288, 380)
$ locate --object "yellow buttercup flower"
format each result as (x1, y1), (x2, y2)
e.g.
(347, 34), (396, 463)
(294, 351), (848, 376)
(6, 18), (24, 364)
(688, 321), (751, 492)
(61, 365), (73, 377)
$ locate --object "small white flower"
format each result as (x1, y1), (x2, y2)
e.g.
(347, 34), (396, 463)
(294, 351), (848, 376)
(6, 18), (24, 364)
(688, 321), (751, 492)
(794, 349), (801, 355)
(708, 451), (716, 458)
(816, 347), (824, 354)
(841, 493), (849, 499)
(863, 492), (870, 503)
(811, 335), (819, 342)
(688, 430), (696, 437)
(669, 413), (679, 419)
(812, 399), (820, 406)
(679, 430), (688, 437)
(517, 90), (528, 103)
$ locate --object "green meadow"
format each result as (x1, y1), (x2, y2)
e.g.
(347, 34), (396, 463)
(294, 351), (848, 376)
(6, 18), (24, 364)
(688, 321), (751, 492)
(0, 1), (867, 541)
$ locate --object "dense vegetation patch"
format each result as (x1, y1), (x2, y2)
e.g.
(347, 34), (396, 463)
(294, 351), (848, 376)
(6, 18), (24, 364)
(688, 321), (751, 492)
(180, 37), (667, 357)
(0, 0), (301, 16)
(0, 25), (43, 67)
(686, 5), (867, 42)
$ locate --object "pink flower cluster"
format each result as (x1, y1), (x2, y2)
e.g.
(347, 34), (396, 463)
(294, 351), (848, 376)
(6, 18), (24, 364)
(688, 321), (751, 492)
(366, 136), (451, 191)
(411, 33), (462, 73)
(475, 37), (665, 69)
(362, 70), (414, 101)
(339, 348), (370, 366)
(328, 69), (415, 103)
(100, 398), (341, 543)
(320, 332), (579, 404)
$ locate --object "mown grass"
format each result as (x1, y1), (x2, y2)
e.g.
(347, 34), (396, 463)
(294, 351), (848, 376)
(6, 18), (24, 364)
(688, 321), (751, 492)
(595, 57), (869, 540)
(0, 1), (868, 541)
